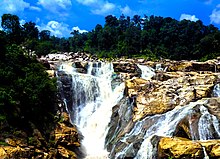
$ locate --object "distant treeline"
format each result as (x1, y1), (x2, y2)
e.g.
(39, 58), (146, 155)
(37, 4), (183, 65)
(1, 13), (220, 61)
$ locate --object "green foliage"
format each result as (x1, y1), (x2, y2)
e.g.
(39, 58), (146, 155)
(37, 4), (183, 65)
(0, 115), (6, 122)
(199, 52), (220, 62)
(1, 14), (23, 44)
(0, 44), (57, 133)
(1, 13), (220, 61)
(35, 41), (53, 57)
(0, 141), (8, 146)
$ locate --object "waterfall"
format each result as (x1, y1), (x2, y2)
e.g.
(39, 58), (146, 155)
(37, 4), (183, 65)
(57, 61), (220, 159)
(198, 106), (220, 140)
(107, 99), (220, 159)
(58, 62), (125, 158)
(137, 64), (155, 80)
(213, 83), (220, 97)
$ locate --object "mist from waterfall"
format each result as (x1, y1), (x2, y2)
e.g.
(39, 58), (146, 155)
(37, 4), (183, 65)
(59, 62), (125, 158)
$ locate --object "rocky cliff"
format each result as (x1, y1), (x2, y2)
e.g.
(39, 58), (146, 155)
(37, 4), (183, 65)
(2, 52), (220, 158)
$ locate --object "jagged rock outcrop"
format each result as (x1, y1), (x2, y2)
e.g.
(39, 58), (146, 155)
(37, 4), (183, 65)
(124, 72), (217, 121)
(0, 112), (82, 159)
(158, 137), (220, 158)
(105, 57), (220, 158)
(113, 62), (142, 79)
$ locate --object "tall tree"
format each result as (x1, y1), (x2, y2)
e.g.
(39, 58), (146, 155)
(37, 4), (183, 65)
(1, 14), (23, 44)
(22, 22), (39, 40)
(39, 30), (51, 41)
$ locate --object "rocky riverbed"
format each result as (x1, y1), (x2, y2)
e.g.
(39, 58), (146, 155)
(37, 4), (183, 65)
(1, 52), (220, 158)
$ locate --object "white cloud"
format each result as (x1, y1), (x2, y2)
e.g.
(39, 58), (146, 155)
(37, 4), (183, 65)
(180, 14), (199, 22)
(29, 6), (41, 11)
(204, 0), (212, 4)
(37, 21), (87, 37)
(0, 0), (42, 15)
(76, 0), (116, 16)
(36, 18), (41, 23)
(210, 8), (220, 24)
(76, 0), (98, 6)
(92, 2), (116, 15)
(0, 0), (30, 14)
(120, 5), (136, 16)
(37, 0), (72, 14)
(72, 26), (88, 34)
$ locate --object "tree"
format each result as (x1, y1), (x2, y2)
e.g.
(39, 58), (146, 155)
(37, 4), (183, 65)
(23, 22), (39, 40)
(0, 31), (6, 58)
(35, 41), (53, 57)
(105, 15), (119, 28)
(0, 44), (57, 132)
(39, 30), (51, 41)
(1, 14), (23, 44)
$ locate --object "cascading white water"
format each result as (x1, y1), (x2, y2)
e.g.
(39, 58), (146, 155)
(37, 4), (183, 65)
(130, 100), (220, 159)
(58, 62), (220, 159)
(59, 62), (125, 158)
(213, 83), (220, 97)
(198, 106), (220, 140)
(137, 64), (155, 80)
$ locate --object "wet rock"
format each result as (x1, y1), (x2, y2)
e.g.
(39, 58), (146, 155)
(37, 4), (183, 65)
(206, 98), (220, 120)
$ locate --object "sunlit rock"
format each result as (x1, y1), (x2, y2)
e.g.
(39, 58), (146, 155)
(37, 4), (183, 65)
(126, 72), (217, 121)
(158, 137), (220, 158)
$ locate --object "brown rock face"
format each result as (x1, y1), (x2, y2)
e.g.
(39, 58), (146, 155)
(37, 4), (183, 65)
(125, 72), (217, 121)
(0, 112), (82, 159)
(113, 62), (142, 79)
(158, 137), (220, 158)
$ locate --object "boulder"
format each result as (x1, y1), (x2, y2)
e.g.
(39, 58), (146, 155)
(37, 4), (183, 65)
(113, 62), (142, 78)
(46, 70), (55, 77)
(158, 137), (220, 158)
(124, 72), (217, 121)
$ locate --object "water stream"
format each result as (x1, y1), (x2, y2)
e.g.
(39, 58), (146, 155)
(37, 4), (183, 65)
(57, 62), (220, 159)
(137, 64), (155, 80)
(213, 83), (220, 97)
(58, 62), (125, 158)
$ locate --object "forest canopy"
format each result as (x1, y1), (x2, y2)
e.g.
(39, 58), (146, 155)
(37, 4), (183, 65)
(1, 13), (220, 61)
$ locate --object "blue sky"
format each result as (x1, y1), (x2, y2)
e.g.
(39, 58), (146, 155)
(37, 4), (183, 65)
(0, 0), (220, 37)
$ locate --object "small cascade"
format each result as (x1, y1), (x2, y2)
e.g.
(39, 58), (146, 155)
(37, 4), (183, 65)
(57, 61), (220, 159)
(58, 62), (125, 158)
(213, 83), (220, 97)
(155, 63), (162, 71)
(202, 147), (209, 159)
(134, 104), (196, 159)
(107, 99), (220, 158)
(137, 64), (155, 80)
(198, 106), (220, 140)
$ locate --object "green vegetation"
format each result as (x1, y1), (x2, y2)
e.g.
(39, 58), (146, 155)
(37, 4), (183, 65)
(0, 141), (8, 146)
(0, 14), (57, 138)
(1, 13), (219, 61)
